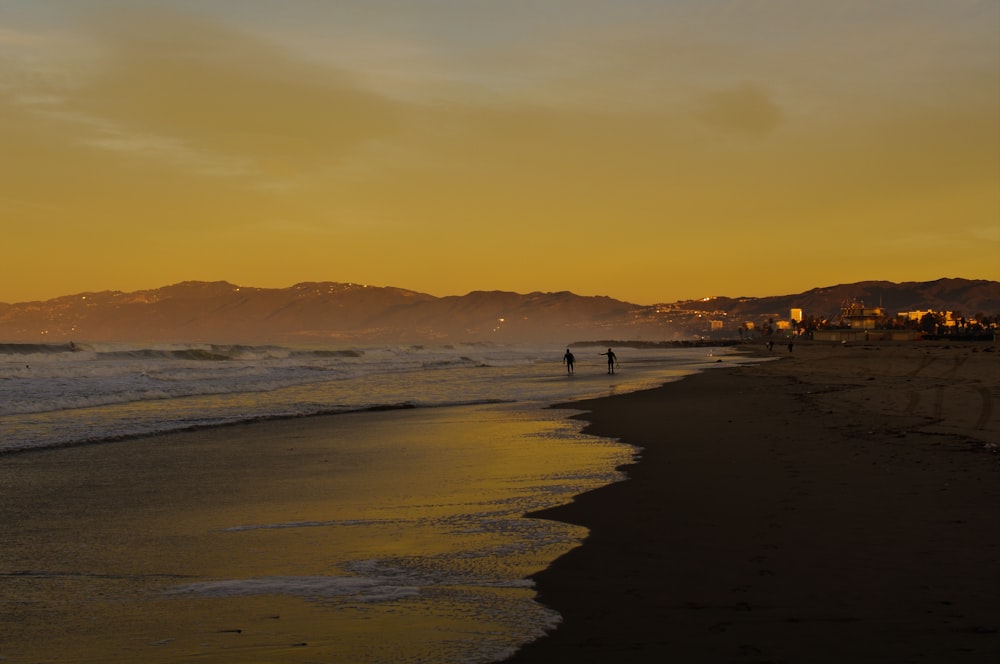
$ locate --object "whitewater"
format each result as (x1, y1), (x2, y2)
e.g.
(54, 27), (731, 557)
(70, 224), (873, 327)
(1, 341), (744, 453)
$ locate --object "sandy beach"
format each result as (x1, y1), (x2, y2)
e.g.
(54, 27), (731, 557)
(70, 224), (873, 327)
(506, 340), (1000, 663)
(2, 340), (998, 662)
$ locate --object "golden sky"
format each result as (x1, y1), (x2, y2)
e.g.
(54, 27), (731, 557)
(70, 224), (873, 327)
(2, 1), (998, 305)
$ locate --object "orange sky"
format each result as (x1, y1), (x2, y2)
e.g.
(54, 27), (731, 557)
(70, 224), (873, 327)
(1, 1), (997, 305)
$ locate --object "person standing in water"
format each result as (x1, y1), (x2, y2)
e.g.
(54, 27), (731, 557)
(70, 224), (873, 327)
(600, 348), (617, 374)
(562, 348), (575, 375)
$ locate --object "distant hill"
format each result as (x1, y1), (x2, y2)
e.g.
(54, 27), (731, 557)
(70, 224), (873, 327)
(692, 279), (1000, 319)
(0, 281), (638, 344)
(0, 278), (996, 344)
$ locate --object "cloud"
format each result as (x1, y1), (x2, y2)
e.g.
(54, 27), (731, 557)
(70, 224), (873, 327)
(5, 4), (403, 186)
(694, 83), (783, 136)
(970, 224), (1000, 243)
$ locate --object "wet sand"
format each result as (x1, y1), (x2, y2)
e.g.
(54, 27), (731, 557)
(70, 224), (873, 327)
(506, 341), (1000, 663)
(0, 404), (628, 663)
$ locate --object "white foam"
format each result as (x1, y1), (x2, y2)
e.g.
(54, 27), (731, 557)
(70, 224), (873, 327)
(218, 519), (396, 532)
(168, 575), (421, 603)
(168, 564), (534, 605)
(1, 342), (756, 451)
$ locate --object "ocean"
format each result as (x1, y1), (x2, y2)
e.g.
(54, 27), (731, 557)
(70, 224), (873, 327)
(1, 342), (753, 662)
(0, 342), (743, 454)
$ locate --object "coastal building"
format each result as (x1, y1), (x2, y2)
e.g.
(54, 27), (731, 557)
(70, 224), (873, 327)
(901, 309), (936, 322)
(842, 303), (884, 329)
(813, 302), (907, 342)
(790, 308), (803, 322)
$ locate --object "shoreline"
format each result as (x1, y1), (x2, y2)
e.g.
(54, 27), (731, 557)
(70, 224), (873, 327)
(0, 399), (631, 663)
(2, 340), (997, 662)
(505, 341), (1000, 662)
(0, 400), (433, 457)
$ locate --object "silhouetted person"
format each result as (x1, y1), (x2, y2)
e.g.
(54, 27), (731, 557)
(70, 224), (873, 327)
(788, 341), (794, 352)
(600, 348), (617, 374)
(563, 348), (575, 375)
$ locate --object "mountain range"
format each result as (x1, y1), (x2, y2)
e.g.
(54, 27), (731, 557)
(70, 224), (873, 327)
(1, 278), (997, 345)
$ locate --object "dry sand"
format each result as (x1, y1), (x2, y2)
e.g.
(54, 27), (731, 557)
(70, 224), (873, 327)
(506, 340), (1000, 663)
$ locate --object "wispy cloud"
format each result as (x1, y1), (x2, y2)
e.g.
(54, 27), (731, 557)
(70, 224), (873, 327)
(2, 4), (403, 187)
(695, 83), (783, 136)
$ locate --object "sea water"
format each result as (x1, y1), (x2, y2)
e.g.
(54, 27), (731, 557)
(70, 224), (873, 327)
(0, 342), (742, 454)
(0, 342), (751, 663)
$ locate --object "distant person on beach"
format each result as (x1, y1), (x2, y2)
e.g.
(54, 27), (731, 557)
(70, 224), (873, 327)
(600, 348), (617, 374)
(788, 341), (794, 352)
(563, 349), (575, 375)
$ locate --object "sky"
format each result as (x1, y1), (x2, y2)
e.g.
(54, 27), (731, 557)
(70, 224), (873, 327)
(1, 1), (997, 305)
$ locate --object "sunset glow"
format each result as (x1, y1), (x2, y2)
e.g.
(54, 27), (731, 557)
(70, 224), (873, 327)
(2, 1), (997, 305)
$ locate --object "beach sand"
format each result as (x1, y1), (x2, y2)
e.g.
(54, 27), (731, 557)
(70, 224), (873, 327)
(505, 340), (1000, 663)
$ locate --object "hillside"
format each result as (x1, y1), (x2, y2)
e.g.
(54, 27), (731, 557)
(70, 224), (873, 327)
(697, 279), (1000, 319)
(0, 278), (996, 344)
